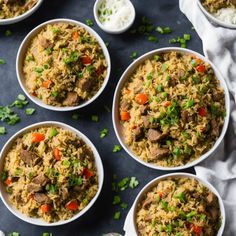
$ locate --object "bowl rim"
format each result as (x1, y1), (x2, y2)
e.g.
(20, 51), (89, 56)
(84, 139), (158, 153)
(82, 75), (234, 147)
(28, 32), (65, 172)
(0, 0), (44, 25)
(16, 18), (111, 111)
(112, 47), (230, 171)
(93, 0), (136, 34)
(197, 0), (236, 29)
(131, 172), (226, 236)
(0, 121), (104, 226)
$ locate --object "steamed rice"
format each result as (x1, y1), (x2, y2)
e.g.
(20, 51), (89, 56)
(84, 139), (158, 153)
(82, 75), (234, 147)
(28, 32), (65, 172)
(23, 22), (107, 107)
(0, 0), (37, 19)
(1, 126), (98, 223)
(119, 51), (225, 167)
(136, 177), (221, 236)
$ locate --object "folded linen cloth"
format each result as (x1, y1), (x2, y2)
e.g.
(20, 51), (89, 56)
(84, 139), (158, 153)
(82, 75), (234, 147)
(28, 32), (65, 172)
(180, 0), (236, 235)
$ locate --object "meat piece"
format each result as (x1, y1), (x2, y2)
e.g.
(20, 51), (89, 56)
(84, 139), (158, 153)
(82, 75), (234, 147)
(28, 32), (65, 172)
(62, 187), (69, 200)
(34, 193), (52, 204)
(32, 173), (49, 187)
(27, 183), (42, 193)
(181, 110), (195, 123)
(15, 193), (23, 204)
(211, 119), (220, 137)
(132, 127), (144, 141)
(120, 100), (131, 111)
(77, 78), (93, 91)
(169, 76), (178, 87)
(209, 207), (219, 221)
(150, 146), (169, 159)
(142, 197), (153, 209)
(213, 92), (224, 102)
(20, 149), (41, 166)
(4, 0), (24, 5)
(140, 105), (148, 115)
(142, 116), (158, 129)
(40, 37), (53, 49)
(147, 129), (167, 142)
(63, 92), (79, 106)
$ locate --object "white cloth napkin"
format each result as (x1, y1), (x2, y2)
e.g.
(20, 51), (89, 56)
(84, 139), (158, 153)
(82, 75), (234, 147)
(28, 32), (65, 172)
(180, 1), (236, 235)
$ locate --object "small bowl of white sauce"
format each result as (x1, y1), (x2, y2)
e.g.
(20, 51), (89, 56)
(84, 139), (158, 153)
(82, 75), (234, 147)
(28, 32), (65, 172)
(93, 0), (136, 34)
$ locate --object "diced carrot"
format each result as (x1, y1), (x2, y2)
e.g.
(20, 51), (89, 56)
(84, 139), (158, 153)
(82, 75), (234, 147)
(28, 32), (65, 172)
(196, 64), (206, 73)
(32, 133), (45, 143)
(198, 107), (207, 117)
(158, 191), (163, 198)
(53, 148), (61, 161)
(83, 168), (94, 179)
(42, 80), (52, 88)
(41, 204), (51, 213)
(81, 55), (92, 65)
(135, 93), (148, 105)
(191, 225), (202, 234)
(4, 177), (11, 186)
(162, 101), (171, 107)
(65, 199), (79, 211)
(72, 31), (79, 41)
(120, 111), (130, 121)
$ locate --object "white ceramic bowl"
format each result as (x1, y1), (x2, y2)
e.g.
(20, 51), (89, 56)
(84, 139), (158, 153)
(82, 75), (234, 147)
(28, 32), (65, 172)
(0, 121), (104, 226)
(197, 0), (236, 29)
(124, 173), (225, 236)
(16, 18), (111, 111)
(0, 0), (44, 25)
(93, 0), (135, 34)
(112, 47), (230, 171)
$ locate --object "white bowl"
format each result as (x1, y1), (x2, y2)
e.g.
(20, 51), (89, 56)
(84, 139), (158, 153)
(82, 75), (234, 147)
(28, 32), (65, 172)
(16, 18), (111, 111)
(197, 0), (236, 29)
(0, 121), (104, 226)
(124, 173), (225, 236)
(112, 47), (230, 171)
(0, 0), (44, 25)
(93, 0), (135, 34)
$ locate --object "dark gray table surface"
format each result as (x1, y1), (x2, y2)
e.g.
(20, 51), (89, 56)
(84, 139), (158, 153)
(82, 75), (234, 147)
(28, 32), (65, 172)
(0, 0), (201, 235)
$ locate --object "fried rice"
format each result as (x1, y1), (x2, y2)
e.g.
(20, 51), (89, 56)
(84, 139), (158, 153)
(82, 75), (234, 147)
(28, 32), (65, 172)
(1, 126), (98, 223)
(23, 22), (107, 107)
(119, 51), (225, 167)
(136, 177), (221, 236)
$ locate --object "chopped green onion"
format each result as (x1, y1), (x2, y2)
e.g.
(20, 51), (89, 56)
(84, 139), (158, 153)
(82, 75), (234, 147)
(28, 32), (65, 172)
(174, 192), (186, 202)
(5, 30), (12, 36)
(34, 67), (44, 74)
(114, 211), (121, 220)
(49, 127), (59, 138)
(51, 91), (58, 97)
(0, 126), (6, 135)
(112, 195), (121, 205)
(0, 59), (6, 64)
(85, 19), (94, 26)
(156, 84), (164, 92)
(113, 145), (122, 153)
(182, 99), (194, 109)
(130, 51), (138, 59)
(45, 48), (52, 55)
(63, 160), (70, 168)
(118, 177), (129, 191)
(156, 26), (172, 34)
(153, 55), (160, 61)
(100, 128), (108, 138)
(26, 55), (34, 62)
(184, 34), (191, 40)
(42, 233), (52, 236)
(129, 177), (139, 189)
(91, 115), (99, 122)
(9, 233), (20, 236)
(1, 170), (8, 181)
(25, 108), (35, 115)
(120, 202), (128, 209)
(148, 36), (158, 43)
